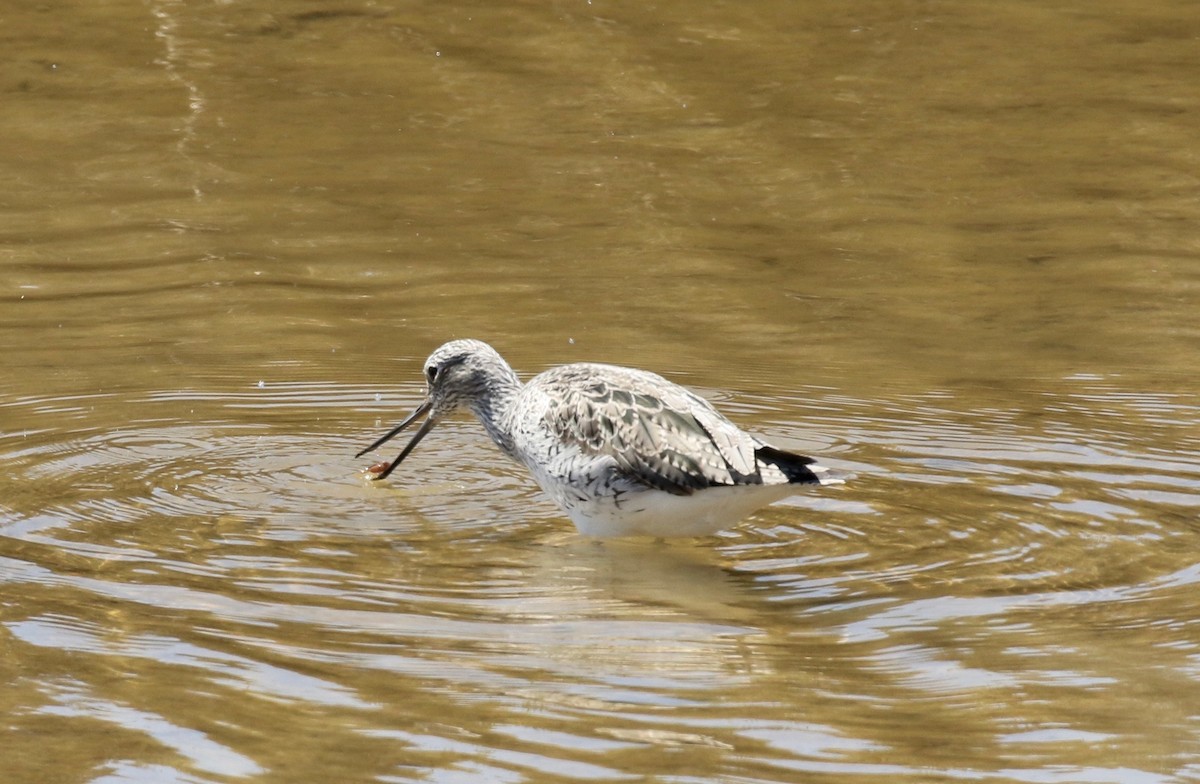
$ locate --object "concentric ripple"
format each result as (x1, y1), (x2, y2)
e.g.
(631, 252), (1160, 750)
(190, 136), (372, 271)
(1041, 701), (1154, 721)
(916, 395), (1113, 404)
(3, 379), (1199, 783)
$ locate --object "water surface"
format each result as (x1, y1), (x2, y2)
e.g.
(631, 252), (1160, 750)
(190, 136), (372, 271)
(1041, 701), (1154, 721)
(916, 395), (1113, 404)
(3, 1), (1199, 782)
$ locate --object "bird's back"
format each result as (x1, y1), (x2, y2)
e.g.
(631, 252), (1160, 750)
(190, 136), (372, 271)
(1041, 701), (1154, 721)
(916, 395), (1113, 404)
(510, 362), (833, 497)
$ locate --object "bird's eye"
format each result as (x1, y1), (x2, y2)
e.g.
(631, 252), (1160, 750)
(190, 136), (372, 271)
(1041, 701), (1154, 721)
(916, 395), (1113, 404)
(426, 365), (438, 383)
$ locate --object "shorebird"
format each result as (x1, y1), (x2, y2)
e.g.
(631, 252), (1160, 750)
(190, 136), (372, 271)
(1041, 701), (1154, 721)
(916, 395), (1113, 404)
(357, 340), (845, 537)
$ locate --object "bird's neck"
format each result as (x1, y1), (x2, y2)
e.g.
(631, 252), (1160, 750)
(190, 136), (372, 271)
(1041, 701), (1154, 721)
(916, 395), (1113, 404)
(468, 365), (522, 459)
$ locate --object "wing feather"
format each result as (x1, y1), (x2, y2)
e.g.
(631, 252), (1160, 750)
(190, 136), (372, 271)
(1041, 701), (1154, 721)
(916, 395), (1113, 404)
(536, 364), (765, 495)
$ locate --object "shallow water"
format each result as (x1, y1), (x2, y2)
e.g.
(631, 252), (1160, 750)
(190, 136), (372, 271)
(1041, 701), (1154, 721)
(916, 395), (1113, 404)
(4, 1), (1200, 783)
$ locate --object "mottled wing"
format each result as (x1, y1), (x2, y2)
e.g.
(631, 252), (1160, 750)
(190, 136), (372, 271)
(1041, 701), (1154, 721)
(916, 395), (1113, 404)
(537, 364), (764, 495)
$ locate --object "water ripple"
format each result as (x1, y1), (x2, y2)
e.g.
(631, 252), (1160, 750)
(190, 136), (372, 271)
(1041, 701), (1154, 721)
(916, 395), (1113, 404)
(2, 380), (1199, 783)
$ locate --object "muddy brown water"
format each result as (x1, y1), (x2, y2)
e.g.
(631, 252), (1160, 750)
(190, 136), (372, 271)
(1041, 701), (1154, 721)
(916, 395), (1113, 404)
(3, 1), (1199, 782)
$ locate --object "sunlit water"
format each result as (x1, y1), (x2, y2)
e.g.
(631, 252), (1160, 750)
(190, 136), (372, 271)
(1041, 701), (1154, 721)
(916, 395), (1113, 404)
(4, 378), (1199, 783)
(4, 0), (1200, 782)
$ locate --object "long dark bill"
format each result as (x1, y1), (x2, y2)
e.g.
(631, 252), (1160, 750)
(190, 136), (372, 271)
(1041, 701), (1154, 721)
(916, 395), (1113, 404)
(355, 399), (435, 481)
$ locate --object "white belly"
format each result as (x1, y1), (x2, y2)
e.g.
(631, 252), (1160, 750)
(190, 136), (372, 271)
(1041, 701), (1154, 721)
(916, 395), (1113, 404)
(547, 481), (800, 538)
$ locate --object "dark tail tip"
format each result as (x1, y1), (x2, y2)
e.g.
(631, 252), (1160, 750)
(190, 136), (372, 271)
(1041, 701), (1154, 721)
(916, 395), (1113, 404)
(756, 445), (841, 485)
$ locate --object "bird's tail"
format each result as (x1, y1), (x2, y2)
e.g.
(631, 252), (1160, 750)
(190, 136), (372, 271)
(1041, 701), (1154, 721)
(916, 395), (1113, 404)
(756, 445), (848, 486)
